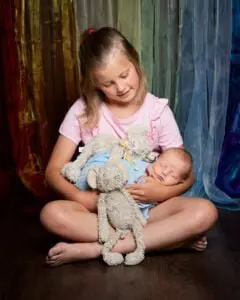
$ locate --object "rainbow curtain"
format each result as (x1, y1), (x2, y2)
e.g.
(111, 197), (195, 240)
(1, 0), (239, 209)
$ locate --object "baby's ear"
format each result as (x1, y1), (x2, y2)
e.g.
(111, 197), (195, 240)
(87, 168), (99, 189)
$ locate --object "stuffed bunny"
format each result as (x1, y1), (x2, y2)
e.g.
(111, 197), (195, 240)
(119, 126), (155, 163)
(61, 134), (119, 183)
(60, 126), (156, 265)
(61, 126), (156, 189)
(87, 162), (147, 266)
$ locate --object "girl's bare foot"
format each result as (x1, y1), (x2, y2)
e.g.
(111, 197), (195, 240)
(46, 242), (101, 267)
(45, 235), (208, 267)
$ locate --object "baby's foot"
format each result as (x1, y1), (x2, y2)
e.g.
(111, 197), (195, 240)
(46, 242), (100, 267)
(186, 236), (208, 252)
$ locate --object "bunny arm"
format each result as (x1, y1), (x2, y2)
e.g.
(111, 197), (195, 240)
(125, 219), (145, 265)
(71, 141), (95, 169)
(102, 229), (126, 253)
(98, 193), (110, 244)
(120, 189), (147, 227)
(101, 229), (126, 266)
(60, 140), (95, 183)
(71, 134), (120, 170)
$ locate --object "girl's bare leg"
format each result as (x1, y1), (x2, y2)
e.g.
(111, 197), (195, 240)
(147, 199), (208, 251)
(40, 197), (218, 266)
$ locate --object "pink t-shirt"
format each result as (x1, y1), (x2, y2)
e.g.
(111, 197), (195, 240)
(59, 92), (183, 152)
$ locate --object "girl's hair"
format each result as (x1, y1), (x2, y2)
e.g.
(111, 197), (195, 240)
(79, 27), (147, 127)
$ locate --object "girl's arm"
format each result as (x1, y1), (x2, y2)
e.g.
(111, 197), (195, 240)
(45, 134), (98, 212)
(126, 170), (194, 202)
(127, 99), (192, 202)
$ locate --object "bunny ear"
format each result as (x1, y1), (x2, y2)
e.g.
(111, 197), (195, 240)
(87, 168), (99, 189)
(127, 125), (147, 136)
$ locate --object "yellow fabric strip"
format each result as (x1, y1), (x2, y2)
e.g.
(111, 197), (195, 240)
(61, 0), (79, 105)
(15, 0), (28, 125)
(28, 0), (45, 123)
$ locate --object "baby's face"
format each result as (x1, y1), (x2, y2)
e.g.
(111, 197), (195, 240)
(148, 152), (186, 186)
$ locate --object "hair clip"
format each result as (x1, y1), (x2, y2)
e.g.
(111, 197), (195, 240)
(87, 28), (96, 35)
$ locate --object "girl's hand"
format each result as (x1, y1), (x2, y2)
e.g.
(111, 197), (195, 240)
(125, 176), (161, 202)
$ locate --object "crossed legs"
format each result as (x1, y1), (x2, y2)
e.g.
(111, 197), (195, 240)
(40, 197), (218, 266)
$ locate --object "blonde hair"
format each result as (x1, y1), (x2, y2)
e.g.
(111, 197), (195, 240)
(161, 148), (193, 180)
(79, 27), (147, 127)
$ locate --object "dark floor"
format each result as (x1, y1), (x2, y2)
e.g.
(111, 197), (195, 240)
(1, 185), (240, 300)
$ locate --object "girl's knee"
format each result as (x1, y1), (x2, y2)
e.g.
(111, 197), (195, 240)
(40, 201), (62, 229)
(193, 199), (218, 233)
(40, 200), (89, 230)
(40, 201), (71, 228)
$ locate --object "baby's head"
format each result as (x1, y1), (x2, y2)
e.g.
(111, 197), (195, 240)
(79, 27), (147, 126)
(149, 148), (193, 186)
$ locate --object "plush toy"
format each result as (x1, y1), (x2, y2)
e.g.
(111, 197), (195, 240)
(61, 126), (156, 187)
(60, 126), (155, 266)
(61, 134), (119, 183)
(87, 162), (147, 266)
(118, 126), (155, 163)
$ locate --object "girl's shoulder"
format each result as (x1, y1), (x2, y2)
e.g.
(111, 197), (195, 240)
(67, 97), (86, 116)
(145, 92), (169, 118)
(59, 98), (86, 145)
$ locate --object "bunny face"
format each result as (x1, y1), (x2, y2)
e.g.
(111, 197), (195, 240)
(87, 162), (128, 192)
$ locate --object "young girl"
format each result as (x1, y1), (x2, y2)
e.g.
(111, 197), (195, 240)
(40, 27), (218, 267)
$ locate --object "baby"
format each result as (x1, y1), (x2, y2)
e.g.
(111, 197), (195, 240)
(145, 147), (192, 186)
(137, 147), (193, 219)
(72, 145), (192, 219)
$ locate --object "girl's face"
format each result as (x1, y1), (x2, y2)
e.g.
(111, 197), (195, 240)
(94, 50), (140, 105)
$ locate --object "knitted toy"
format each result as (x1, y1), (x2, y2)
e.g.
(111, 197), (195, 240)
(61, 126), (156, 188)
(61, 134), (119, 183)
(61, 126), (155, 266)
(87, 162), (147, 266)
(118, 126), (155, 163)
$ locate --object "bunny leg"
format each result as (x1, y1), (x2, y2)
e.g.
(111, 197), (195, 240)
(125, 221), (145, 266)
(101, 229), (127, 266)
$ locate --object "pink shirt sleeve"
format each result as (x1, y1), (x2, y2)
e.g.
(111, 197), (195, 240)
(59, 99), (84, 145)
(158, 104), (183, 150)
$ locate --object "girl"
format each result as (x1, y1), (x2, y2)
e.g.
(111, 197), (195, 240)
(40, 27), (218, 267)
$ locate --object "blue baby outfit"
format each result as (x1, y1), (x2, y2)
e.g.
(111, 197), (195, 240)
(75, 152), (149, 189)
(75, 152), (111, 190)
(75, 152), (156, 219)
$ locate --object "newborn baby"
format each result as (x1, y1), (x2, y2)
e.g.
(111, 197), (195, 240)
(137, 147), (193, 219)
(73, 146), (192, 220)
(146, 147), (192, 185)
